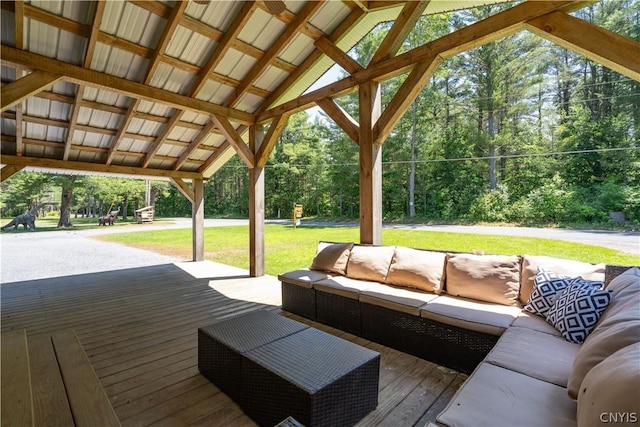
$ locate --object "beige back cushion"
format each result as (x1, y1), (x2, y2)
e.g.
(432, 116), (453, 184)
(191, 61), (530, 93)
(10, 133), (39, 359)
(346, 245), (395, 283)
(596, 268), (640, 327)
(445, 253), (521, 306)
(577, 343), (640, 425)
(520, 255), (605, 305)
(567, 318), (640, 399)
(385, 247), (446, 293)
(310, 242), (353, 275)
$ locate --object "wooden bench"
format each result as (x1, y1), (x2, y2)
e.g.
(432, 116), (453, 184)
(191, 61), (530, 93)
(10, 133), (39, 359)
(1, 329), (120, 427)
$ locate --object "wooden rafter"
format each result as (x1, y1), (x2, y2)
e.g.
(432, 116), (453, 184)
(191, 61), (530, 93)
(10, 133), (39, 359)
(152, 2), (257, 172)
(211, 114), (255, 168)
(225, 1), (324, 108)
(255, 115), (289, 168)
(0, 46), (254, 123)
(173, 120), (218, 171)
(1, 155), (203, 180)
(1, 70), (63, 112)
(1, 165), (24, 182)
(257, 6), (366, 113)
(315, 37), (363, 74)
(170, 177), (195, 204)
(373, 55), (442, 144)
(526, 11), (640, 81)
(369, 1), (430, 64)
(258, 0), (578, 122)
(14, 0), (24, 157)
(110, 0), (187, 168)
(63, 0), (106, 161)
(316, 98), (360, 144)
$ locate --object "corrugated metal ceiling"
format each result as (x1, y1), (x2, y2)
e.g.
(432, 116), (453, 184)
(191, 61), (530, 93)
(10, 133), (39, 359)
(0, 0), (515, 179)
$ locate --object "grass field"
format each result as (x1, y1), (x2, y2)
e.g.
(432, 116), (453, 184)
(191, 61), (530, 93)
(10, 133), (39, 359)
(97, 224), (640, 276)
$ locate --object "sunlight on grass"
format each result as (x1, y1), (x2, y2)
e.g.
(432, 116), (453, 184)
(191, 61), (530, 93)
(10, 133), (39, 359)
(97, 224), (640, 276)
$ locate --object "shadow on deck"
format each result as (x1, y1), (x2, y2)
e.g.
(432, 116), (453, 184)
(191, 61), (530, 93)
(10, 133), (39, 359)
(1, 261), (465, 426)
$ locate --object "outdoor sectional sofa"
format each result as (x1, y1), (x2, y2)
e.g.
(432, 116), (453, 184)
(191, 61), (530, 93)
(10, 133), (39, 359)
(278, 242), (640, 427)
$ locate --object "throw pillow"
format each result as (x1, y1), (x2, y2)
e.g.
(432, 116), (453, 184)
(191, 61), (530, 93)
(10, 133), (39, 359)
(524, 268), (576, 317)
(546, 279), (611, 344)
(310, 242), (353, 275)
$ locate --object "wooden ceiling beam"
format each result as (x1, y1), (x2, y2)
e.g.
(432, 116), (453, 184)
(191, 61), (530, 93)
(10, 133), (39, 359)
(0, 46), (254, 123)
(526, 11), (640, 82)
(316, 98), (360, 144)
(369, 1), (430, 65)
(1, 154), (203, 180)
(1, 165), (24, 182)
(170, 177), (195, 204)
(255, 115), (289, 168)
(64, 0), (106, 161)
(258, 6), (366, 113)
(197, 140), (232, 174)
(226, 1), (323, 108)
(374, 55), (442, 145)
(174, 120), (218, 171)
(258, 0), (580, 122)
(1, 70), (63, 112)
(141, 114), (182, 168)
(211, 114), (255, 168)
(315, 37), (363, 74)
(106, 2), (187, 167)
(145, 2), (257, 171)
(14, 0), (24, 157)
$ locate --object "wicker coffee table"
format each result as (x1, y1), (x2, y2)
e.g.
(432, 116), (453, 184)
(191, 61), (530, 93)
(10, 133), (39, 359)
(198, 310), (380, 427)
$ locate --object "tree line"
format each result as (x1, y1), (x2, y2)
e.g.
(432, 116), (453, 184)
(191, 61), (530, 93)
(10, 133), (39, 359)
(2, 1), (638, 228)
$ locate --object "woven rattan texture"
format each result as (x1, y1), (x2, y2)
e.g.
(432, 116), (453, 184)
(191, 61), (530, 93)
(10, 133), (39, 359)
(241, 328), (380, 427)
(199, 310), (308, 353)
(316, 291), (362, 335)
(362, 302), (497, 374)
(604, 264), (634, 286)
(282, 281), (317, 320)
(198, 310), (309, 401)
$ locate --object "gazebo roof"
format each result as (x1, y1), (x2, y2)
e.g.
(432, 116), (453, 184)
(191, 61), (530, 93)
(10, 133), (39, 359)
(1, 0), (528, 181)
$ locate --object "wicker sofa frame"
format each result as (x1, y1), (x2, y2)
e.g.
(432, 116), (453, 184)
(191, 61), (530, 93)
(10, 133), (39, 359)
(281, 260), (628, 375)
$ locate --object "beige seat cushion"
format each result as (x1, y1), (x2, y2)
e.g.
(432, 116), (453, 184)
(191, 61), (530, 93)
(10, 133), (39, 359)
(567, 319), (640, 399)
(310, 242), (353, 275)
(385, 247), (446, 293)
(577, 343), (640, 426)
(520, 255), (605, 305)
(345, 245), (395, 283)
(484, 326), (580, 387)
(445, 253), (521, 307)
(437, 363), (577, 427)
(359, 284), (438, 316)
(313, 276), (376, 300)
(278, 269), (332, 288)
(511, 310), (562, 337)
(420, 295), (521, 336)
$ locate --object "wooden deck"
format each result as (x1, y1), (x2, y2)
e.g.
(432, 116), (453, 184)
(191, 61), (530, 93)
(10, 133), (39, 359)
(1, 261), (466, 426)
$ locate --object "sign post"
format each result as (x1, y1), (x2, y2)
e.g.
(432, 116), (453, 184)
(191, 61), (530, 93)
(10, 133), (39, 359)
(293, 203), (303, 229)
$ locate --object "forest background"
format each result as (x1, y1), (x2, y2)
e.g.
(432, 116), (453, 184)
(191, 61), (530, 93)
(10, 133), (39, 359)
(2, 1), (639, 229)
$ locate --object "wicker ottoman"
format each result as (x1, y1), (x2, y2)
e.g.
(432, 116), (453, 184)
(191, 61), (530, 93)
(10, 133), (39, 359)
(198, 310), (308, 401)
(241, 327), (380, 427)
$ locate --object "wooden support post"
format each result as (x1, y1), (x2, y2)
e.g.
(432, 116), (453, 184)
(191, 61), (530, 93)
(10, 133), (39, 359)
(192, 178), (204, 261)
(358, 80), (383, 245)
(249, 125), (265, 277)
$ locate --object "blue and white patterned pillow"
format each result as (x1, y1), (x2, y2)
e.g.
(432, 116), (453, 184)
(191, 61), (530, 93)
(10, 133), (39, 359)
(524, 269), (577, 317)
(546, 279), (611, 344)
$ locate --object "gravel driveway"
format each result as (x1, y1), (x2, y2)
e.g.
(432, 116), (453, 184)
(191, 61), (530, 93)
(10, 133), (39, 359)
(1, 219), (638, 284)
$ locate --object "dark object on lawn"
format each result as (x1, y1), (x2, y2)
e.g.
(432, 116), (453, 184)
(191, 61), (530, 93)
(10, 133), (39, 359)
(98, 208), (120, 226)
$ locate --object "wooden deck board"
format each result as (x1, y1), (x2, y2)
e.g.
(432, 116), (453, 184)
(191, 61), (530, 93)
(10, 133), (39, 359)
(1, 261), (463, 426)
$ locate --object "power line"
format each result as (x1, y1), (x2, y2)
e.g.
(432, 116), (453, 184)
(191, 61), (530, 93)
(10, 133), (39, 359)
(221, 146), (639, 169)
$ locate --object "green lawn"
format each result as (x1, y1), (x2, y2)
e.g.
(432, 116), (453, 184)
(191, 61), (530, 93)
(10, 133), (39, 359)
(0, 217), (176, 231)
(97, 224), (640, 276)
